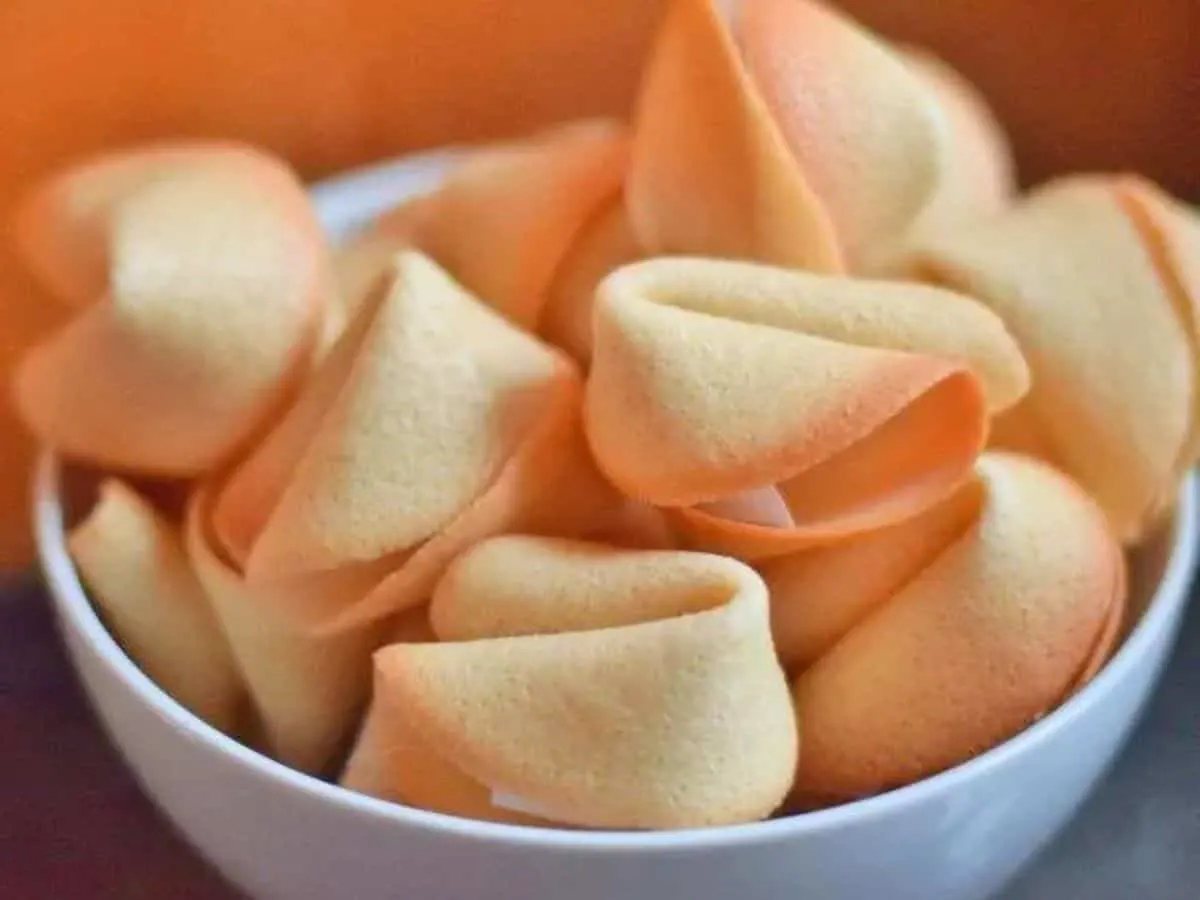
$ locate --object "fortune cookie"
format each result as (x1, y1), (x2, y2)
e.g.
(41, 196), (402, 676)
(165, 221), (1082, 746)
(332, 121), (629, 334)
(185, 489), (390, 774)
(13, 144), (330, 475)
(343, 536), (798, 830)
(539, 197), (642, 366)
(628, 0), (957, 271)
(69, 480), (243, 732)
(762, 474), (985, 670)
(792, 452), (1126, 801)
(863, 48), (1016, 274)
(13, 142), (255, 305)
(584, 257), (1029, 560)
(900, 50), (1015, 231)
(212, 250), (613, 635)
(914, 175), (1200, 542)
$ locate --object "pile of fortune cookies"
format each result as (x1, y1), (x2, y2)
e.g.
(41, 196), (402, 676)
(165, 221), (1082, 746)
(12, 0), (1199, 830)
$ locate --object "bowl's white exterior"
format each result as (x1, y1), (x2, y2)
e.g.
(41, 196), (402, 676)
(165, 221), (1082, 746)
(33, 157), (1200, 900)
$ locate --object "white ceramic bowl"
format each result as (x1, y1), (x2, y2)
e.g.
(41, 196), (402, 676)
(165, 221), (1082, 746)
(34, 156), (1200, 900)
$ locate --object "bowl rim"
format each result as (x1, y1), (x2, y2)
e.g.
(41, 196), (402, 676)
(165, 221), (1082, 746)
(32, 150), (1200, 853)
(34, 454), (1199, 853)
(307, 146), (465, 240)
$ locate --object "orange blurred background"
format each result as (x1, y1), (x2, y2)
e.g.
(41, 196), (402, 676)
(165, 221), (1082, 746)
(1, 0), (1197, 568)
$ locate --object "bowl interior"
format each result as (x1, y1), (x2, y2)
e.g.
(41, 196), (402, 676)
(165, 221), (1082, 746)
(40, 454), (1195, 852)
(33, 152), (1200, 851)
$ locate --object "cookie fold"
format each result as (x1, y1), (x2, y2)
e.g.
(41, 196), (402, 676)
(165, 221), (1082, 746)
(333, 122), (629, 333)
(629, 0), (964, 271)
(539, 198), (642, 366)
(69, 480), (243, 732)
(792, 452), (1126, 800)
(763, 476), (984, 669)
(212, 251), (616, 633)
(185, 489), (388, 774)
(865, 48), (1016, 274)
(914, 175), (1200, 542)
(13, 141), (257, 305)
(343, 537), (798, 830)
(13, 144), (330, 474)
(585, 257), (1028, 559)
(627, 0), (841, 270)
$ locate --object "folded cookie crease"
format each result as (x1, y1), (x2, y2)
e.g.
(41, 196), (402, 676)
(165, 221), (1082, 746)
(14, 141), (264, 306)
(865, 48), (1016, 275)
(629, 0), (964, 272)
(69, 480), (243, 732)
(211, 251), (619, 635)
(791, 452), (1125, 800)
(13, 144), (331, 475)
(585, 257), (1029, 559)
(342, 536), (798, 830)
(185, 489), (389, 774)
(914, 175), (1200, 542)
(331, 121), (630, 336)
(762, 475), (985, 670)
(538, 197), (642, 366)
